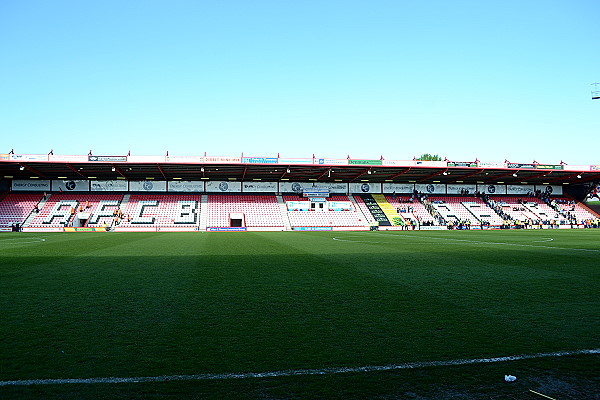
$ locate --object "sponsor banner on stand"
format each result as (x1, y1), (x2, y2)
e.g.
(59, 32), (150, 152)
(0, 227), (13, 232)
(293, 226), (333, 231)
(242, 157), (278, 164)
(349, 182), (381, 193)
(478, 184), (507, 195)
(114, 227), (157, 232)
(382, 160), (415, 166)
(447, 184), (477, 194)
(0, 154), (9, 161)
(246, 227), (287, 232)
(477, 161), (506, 168)
(168, 181), (204, 192)
(206, 181), (242, 192)
(316, 158), (348, 166)
(415, 160), (447, 167)
(164, 156), (204, 163)
(64, 227), (107, 232)
(535, 184), (563, 195)
(21, 227), (63, 232)
(88, 156), (128, 162)
(207, 227), (247, 232)
(156, 227), (199, 232)
(9, 154), (48, 162)
(287, 201), (311, 211)
(127, 155), (164, 163)
(91, 180), (128, 191)
(242, 181), (278, 192)
(414, 183), (446, 194)
(48, 155), (88, 162)
(12, 180), (51, 191)
(348, 159), (382, 166)
(535, 164), (563, 170)
(204, 156), (241, 163)
(447, 161), (478, 168)
(278, 158), (314, 165)
(418, 226), (448, 230)
(560, 165), (587, 171)
(129, 181), (167, 192)
(52, 180), (90, 192)
(507, 163), (536, 169)
(279, 182), (347, 194)
(327, 201), (353, 211)
(383, 183), (414, 193)
(506, 184), (535, 195)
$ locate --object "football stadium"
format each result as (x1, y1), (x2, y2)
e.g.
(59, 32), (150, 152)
(0, 154), (599, 399)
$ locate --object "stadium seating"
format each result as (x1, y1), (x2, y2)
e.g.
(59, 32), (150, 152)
(118, 194), (202, 227)
(384, 196), (437, 225)
(27, 194), (124, 227)
(207, 195), (284, 228)
(284, 195), (368, 227)
(0, 193), (43, 227)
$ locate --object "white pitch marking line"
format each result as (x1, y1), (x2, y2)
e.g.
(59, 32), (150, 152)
(1, 348), (598, 387)
(334, 232), (600, 252)
(0, 238), (46, 245)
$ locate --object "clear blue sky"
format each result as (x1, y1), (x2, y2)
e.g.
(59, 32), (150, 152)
(1, 0), (598, 165)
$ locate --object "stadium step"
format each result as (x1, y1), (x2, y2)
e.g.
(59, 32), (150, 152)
(199, 195), (208, 230)
(22, 194), (50, 227)
(360, 195), (392, 226)
(372, 194), (405, 226)
(276, 195), (292, 231)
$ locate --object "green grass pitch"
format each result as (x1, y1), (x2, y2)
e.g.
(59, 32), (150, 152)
(0, 230), (599, 399)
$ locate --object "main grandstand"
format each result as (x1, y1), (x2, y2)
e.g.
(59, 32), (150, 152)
(0, 153), (599, 231)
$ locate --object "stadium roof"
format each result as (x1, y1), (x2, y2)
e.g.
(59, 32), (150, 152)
(1, 154), (599, 186)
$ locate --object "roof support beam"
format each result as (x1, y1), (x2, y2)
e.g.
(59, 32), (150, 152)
(417, 169), (447, 183)
(66, 163), (87, 178)
(19, 163), (49, 179)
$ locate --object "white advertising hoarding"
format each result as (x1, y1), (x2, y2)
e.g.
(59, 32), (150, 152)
(414, 160), (447, 168)
(242, 181), (278, 192)
(48, 155), (88, 162)
(164, 156), (204, 163)
(382, 160), (414, 167)
(447, 184), (477, 194)
(349, 182), (381, 194)
(9, 154), (48, 162)
(168, 181), (204, 192)
(203, 156), (241, 163)
(278, 158), (314, 165)
(127, 155), (164, 163)
(206, 181), (242, 192)
(91, 180), (129, 191)
(535, 184), (563, 196)
(12, 180), (51, 191)
(129, 180), (167, 192)
(506, 184), (535, 195)
(478, 184), (507, 195)
(383, 183), (414, 193)
(414, 183), (446, 195)
(279, 182), (348, 194)
(315, 158), (348, 166)
(52, 180), (90, 192)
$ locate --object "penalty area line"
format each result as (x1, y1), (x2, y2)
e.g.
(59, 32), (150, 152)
(1, 348), (598, 387)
